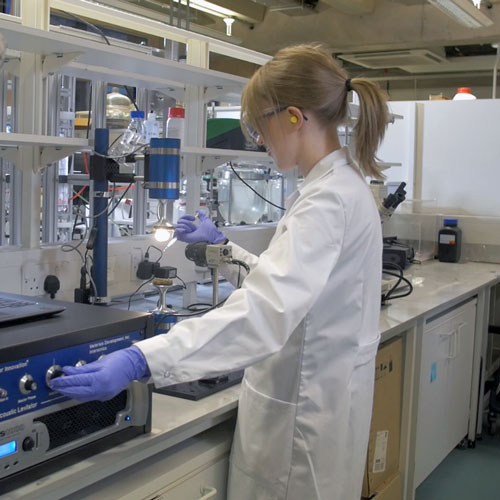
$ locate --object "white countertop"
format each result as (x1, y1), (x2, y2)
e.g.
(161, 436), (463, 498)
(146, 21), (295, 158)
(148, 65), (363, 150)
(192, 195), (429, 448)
(380, 261), (500, 341)
(4, 261), (500, 499)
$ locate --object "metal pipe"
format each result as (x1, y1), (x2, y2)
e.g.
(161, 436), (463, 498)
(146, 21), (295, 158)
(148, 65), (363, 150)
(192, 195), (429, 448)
(92, 128), (109, 303)
(212, 268), (218, 306)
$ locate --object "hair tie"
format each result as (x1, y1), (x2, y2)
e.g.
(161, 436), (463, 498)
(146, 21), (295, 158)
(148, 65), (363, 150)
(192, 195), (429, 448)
(345, 79), (353, 92)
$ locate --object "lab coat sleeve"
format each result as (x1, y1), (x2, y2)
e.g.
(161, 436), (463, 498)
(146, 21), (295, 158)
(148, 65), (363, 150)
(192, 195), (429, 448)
(217, 241), (259, 287)
(135, 186), (346, 388)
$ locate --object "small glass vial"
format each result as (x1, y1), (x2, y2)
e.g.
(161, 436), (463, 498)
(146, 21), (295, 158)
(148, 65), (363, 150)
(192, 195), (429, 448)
(438, 218), (462, 263)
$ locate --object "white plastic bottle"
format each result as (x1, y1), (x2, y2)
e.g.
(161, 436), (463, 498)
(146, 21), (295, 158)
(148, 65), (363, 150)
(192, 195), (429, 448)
(166, 107), (185, 145)
(109, 110), (146, 156)
(452, 87), (477, 100)
(145, 111), (160, 142)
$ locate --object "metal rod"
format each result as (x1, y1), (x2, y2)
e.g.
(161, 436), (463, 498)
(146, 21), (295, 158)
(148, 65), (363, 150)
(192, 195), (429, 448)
(212, 267), (218, 306)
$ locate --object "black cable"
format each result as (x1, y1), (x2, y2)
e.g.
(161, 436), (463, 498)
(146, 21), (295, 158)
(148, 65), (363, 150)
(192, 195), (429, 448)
(231, 259), (250, 289)
(237, 263), (242, 289)
(231, 258), (250, 273)
(62, 11), (111, 45)
(146, 244), (164, 263)
(86, 83), (92, 140)
(106, 184), (133, 218)
(228, 162), (285, 211)
(382, 270), (413, 299)
(176, 275), (187, 289)
(128, 277), (154, 310)
(382, 262), (413, 301)
(155, 297), (228, 324)
(107, 132), (123, 155)
(186, 302), (212, 312)
(123, 86), (139, 112)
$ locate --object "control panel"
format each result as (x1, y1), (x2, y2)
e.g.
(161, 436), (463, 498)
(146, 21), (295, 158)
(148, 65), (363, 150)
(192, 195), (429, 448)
(0, 330), (149, 484)
(0, 331), (143, 425)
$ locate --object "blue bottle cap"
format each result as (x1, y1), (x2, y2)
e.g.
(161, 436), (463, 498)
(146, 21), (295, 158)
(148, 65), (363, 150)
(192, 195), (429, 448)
(443, 218), (458, 226)
(130, 110), (145, 119)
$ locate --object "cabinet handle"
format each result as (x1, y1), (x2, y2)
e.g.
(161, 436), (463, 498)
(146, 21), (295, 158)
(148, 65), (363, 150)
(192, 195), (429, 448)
(454, 322), (466, 358)
(197, 486), (217, 500)
(440, 330), (455, 359)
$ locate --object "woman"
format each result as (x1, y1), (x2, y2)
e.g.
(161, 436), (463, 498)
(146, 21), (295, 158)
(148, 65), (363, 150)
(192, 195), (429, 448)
(51, 44), (389, 500)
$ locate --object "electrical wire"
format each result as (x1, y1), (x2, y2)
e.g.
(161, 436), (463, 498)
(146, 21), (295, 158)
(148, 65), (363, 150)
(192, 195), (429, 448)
(123, 85), (139, 112)
(87, 183), (133, 219)
(94, 143), (148, 160)
(145, 244), (164, 263)
(86, 83), (92, 140)
(176, 275), (187, 289)
(155, 297), (228, 324)
(382, 262), (413, 302)
(128, 277), (154, 310)
(61, 11), (111, 45)
(228, 162), (285, 211)
(231, 258), (250, 288)
(60, 205), (88, 256)
(186, 302), (212, 312)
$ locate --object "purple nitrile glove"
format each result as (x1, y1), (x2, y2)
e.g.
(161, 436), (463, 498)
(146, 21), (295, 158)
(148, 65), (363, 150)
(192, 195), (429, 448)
(174, 210), (226, 244)
(49, 346), (150, 402)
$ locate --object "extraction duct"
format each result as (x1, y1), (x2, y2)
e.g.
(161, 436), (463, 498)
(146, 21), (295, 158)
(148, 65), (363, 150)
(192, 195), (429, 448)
(338, 49), (447, 70)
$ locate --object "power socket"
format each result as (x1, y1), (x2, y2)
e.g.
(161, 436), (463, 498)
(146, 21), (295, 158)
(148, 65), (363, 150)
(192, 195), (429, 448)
(22, 263), (48, 295)
(131, 249), (144, 281)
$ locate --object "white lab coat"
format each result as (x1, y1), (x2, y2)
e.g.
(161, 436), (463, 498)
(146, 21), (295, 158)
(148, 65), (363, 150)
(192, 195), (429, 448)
(136, 147), (382, 500)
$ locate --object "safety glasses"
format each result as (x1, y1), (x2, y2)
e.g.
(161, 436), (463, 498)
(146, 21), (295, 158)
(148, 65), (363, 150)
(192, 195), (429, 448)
(242, 105), (307, 145)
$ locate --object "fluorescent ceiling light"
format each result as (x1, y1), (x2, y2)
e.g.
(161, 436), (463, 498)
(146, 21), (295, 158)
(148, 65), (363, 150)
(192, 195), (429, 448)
(428, 0), (494, 29)
(172, 0), (237, 19)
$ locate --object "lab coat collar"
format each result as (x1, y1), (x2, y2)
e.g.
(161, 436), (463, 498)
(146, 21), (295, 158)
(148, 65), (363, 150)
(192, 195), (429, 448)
(285, 147), (352, 210)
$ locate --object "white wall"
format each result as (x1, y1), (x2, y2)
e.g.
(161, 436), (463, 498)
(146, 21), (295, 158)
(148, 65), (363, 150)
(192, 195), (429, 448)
(0, 227), (276, 301)
(417, 99), (500, 217)
(377, 101), (417, 198)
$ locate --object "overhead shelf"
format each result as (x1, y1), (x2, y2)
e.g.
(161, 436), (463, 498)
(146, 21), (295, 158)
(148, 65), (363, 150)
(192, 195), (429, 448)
(0, 133), (90, 166)
(182, 146), (274, 169)
(0, 18), (249, 92)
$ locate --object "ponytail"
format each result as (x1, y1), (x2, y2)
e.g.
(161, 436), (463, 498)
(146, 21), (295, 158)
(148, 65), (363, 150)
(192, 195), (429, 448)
(241, 45), (390, 180)
(349, 78), (389, 180)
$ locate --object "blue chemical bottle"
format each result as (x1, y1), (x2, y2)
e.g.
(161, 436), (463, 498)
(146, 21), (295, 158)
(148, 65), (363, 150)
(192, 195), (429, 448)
(437, 218), (462, 263)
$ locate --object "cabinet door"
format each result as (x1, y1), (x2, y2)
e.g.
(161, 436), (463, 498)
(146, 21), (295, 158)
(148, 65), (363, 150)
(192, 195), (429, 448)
(414, 299), (477, 487)
(446, 301), (476, 452)
(414, 315), (451, 486)
(143, 455), (229, 500)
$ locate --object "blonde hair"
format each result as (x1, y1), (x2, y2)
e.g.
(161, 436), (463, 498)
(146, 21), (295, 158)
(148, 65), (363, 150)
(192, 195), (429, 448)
(241, 44), (389, 179)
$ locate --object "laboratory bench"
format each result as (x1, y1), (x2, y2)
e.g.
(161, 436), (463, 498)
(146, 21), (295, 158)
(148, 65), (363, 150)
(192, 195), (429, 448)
(2, 260), (500, 500)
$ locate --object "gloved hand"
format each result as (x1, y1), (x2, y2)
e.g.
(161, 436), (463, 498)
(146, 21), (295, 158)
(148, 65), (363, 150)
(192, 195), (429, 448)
(49, 346), (150, 402)
(174, 210), (226, 244)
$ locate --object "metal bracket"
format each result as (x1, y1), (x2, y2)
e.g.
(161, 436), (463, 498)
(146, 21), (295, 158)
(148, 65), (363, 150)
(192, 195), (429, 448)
(40, 146), (83, 166)
(205, 85), (243, 103)
(42, 52), (82, 76)
(0, 146), (19, 164)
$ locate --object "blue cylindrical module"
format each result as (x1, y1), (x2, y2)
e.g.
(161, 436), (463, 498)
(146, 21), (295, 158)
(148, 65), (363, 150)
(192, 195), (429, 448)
(93, 128), (109, 301)
(148, 138), (180, 200)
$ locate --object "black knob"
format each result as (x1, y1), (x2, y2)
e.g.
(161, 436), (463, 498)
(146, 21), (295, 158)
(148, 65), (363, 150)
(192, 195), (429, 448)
(22, 437), (35, 452)
(24, 379), (37, 392)
(19, 375), (37, 395)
